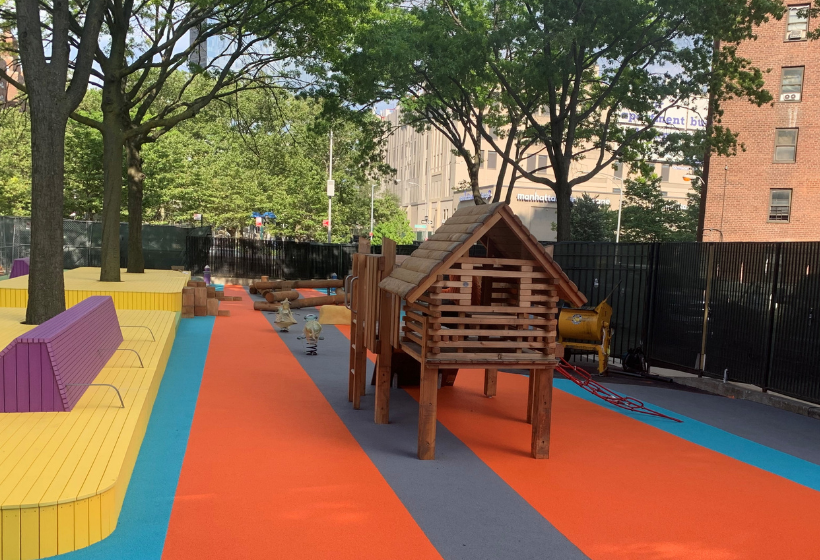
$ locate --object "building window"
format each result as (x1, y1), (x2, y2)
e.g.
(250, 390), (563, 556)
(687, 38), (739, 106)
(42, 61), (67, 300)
(613, 163), (623, 179)
(769, 189), (792, 221)
(786, 5), (809, 40)
(661, 164), (670, 182)
(613, 187), (621, 194)
(487, 151), (497, 169)
(661, 191), (669, 197)
(780, 67), (804, 101)
(774, 128), (799, 162)
(526, 155), (536, 172)
(537, 155), (549, 175)
(479, 150), (485, 168)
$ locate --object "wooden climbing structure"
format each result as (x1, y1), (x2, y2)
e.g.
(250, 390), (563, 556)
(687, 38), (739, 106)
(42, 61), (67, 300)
(350, 202), (587, 460)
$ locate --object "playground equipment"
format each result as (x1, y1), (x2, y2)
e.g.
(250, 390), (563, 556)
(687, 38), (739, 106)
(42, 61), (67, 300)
(556, 358), (682, 422)
(349, 202), (587, 460)
(558, 299), (613, 374)
(300, 314), (323, 355)
(274, 299), (297, 331)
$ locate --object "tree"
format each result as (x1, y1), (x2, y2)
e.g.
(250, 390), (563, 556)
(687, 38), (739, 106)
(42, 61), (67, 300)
(619, 172), (696, 242)
(63, 0), (345, 280)
(0, 0), (104, 323)
(434, 0), (782, 241)
(137, 88), (389, 240)
(335, 5), (532, 205)
(570, 194), (616, 242)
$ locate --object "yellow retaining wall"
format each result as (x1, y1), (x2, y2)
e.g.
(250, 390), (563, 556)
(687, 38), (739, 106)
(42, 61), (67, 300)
(0, 310), (179, 559)
(0, 268), (188, 312)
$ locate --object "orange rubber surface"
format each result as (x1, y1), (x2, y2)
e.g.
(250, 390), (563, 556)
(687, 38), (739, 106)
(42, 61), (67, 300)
(405, 370), (820, 560)
(161, 287), (442, 560)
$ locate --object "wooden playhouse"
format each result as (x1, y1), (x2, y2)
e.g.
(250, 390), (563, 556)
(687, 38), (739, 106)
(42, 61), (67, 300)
(360, 202), (586, 460)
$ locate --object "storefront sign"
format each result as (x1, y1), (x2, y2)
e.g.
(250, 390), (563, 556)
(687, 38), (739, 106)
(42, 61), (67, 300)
(516, 193), (610, 205)
(460, 190), (493, 202)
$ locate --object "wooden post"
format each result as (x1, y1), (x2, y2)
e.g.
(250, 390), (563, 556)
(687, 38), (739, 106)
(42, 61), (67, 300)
(526, 369), (536, 424)
(484, 369), (497, 397)
(375, 239), (397, 424)
(531, 367), (554, 459)
(418, 365), (439, 460)
(348, 254), (361, 403)
(353, 259), (368, 409)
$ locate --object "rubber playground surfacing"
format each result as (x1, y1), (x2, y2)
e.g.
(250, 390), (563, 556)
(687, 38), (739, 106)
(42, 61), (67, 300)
(64, 286), (820, 560)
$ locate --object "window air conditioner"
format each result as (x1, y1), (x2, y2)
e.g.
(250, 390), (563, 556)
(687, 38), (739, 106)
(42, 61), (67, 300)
(780, 92), (802, 102)
(786, 30), (807, 41)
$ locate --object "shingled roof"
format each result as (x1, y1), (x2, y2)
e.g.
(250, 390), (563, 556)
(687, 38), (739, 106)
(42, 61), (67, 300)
(379, 202), (586, 307)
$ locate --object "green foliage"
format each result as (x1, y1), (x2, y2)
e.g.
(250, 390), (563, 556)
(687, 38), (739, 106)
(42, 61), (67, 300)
(0, 86), (392, 240)
(0, 108), (32, 216)
(65, 90), (105, 219)
(570, 194), (616, 242)
(372, 193), (414, 244)
(620, 173), (697, 242)
(139, 87), (391, 240)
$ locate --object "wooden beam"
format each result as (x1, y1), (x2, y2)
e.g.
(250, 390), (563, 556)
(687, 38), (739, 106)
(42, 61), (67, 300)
(418, 365), (439, 460)
(531, 367), (554, 459)
(484, 369), (497, 398)
(527, 369), (537, 424)
(375, 239), (396, 424)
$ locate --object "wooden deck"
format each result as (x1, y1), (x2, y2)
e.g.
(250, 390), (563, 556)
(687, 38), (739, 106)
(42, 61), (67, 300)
(0, 268), (189, 312)
(0, 308), (179, 559)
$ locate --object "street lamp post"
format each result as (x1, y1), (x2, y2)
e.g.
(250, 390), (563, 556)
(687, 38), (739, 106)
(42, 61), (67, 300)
(327, 129), (334, 243)
(370, 184), (375, 238)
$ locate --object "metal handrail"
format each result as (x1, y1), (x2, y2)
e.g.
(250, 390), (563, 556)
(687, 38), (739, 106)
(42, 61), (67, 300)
(344, 274), (353, 307)
(98, 348), (144, 368)
(348, 277), (359, 310)
(65, 384), (125, 408)
(119, 325), (155, 341)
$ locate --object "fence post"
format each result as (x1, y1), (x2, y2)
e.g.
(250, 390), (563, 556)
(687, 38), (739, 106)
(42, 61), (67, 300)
(761, 243), (782, 393)
(698, 243), (716, 375)
(642, 243), (660, 372)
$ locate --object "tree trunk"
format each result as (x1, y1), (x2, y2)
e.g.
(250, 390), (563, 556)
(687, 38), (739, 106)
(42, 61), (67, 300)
(99, 75), (127, 282)
(25, 97), (67, 324)
(126, 138), (145, 273)
(470, 164), (486, 205)
(99, 119), (124, 281)
(554, 182), (572, 241)
(505, 166), (519, 203)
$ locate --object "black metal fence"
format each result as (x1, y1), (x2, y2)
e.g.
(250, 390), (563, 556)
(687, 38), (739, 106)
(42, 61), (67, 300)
(186, 237), (362, 280)
(554, 241), (820, 405)
(183, 235), (820, 405)
(0, 216), (210, 273)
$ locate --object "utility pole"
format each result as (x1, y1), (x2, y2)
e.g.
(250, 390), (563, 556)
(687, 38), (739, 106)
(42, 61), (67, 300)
(370, 184), (375, 238)
(327, 129), (334, 243)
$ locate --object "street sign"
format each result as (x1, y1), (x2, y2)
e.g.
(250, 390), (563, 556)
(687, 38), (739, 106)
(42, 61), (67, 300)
(414, 224), (427, 229)
(255, 217), (262, 226)
(326, 180), (335, 197)
(322, 219), (330, 227)
(193, 213), (202, 221)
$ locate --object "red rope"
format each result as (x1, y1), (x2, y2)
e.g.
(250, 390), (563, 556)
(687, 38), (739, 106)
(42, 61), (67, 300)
(555, 358), (683, 423)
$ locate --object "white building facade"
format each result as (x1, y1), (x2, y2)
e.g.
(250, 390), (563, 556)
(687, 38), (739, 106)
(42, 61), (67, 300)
(380, 105), (702, 241)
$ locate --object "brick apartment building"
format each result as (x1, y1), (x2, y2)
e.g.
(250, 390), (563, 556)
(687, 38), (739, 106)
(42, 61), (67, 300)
(1, 31), (23, 108)
(704, 4), (820, 241)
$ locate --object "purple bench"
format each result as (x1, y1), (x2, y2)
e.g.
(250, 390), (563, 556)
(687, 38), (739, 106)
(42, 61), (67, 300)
(9, 257), (30, 278)
(0, 296), (123, 412)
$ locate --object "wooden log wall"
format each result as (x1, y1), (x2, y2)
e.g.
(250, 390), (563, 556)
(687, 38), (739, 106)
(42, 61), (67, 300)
(400, 256), (559, 365)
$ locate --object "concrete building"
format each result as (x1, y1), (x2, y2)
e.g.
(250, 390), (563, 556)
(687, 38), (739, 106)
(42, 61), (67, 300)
(380, 106), (701, 241)
(704, 4), (820, 241)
